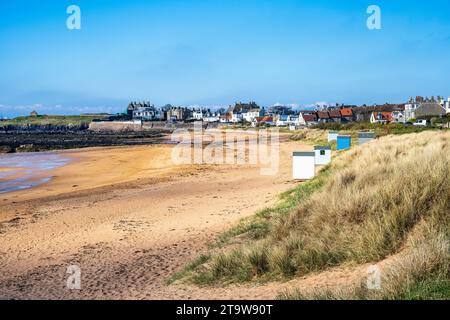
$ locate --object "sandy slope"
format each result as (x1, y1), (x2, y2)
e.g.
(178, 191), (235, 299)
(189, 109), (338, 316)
(0, 135), (319, 299)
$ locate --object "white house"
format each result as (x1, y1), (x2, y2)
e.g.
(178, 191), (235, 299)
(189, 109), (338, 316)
(275, 114), (290, 127)
(404, 101), (421, 121)
(231, 113), (243, 123)
(283, 115), (301, 129)
(289, 115), (300, 125)
(132, 105), (162, 121)
(193, 109), (204, 120)
(370, 112), (393, 124)
(392, 110), (405, 123)
(298, 112), (318, 126)
(243, 109), (264, 122)
(439, 97), (450, 114)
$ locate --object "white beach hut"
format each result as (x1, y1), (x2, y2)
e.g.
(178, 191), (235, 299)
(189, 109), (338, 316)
(292, 152), (315, 180)
(314, 146), (331, 165)
(328, 131), (338, 142)
(358, 132), (375, 145)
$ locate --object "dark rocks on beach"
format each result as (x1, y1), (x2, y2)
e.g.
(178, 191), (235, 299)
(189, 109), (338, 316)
(0, 124), (89, 133)
(0, 124), (172, 153)
(0, 145), (12, 153)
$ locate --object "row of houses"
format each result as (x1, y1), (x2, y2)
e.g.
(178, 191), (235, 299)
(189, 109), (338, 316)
(127, 102), (222, 122)
(126, 96), (450, 126)
(128, 101), (280, 124)
(296, 97), (450, 126)
(369, 97), (450, 124)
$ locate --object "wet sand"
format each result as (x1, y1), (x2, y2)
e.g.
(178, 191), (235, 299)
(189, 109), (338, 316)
(0, 136), (312, 299)
(0, 153), (71, 194)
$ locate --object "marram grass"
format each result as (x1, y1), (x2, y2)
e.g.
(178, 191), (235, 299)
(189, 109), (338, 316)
(173, 131), (450, 299)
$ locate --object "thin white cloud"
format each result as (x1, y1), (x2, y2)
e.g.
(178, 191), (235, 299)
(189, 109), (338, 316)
(0, 104), (120, 118)
(270, 102), (300, 109)
(302, 101), (332, 109)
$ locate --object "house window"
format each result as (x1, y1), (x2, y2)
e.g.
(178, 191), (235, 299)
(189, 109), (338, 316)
(320, 150), (325, 156)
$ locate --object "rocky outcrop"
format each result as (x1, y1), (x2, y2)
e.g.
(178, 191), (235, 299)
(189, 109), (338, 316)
(0, 130), (170, 153)
(0, 124), (88, 133)
(0, 145), (12, 153)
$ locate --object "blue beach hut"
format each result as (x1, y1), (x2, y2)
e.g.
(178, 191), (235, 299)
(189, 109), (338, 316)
(337, 135), (351, 151)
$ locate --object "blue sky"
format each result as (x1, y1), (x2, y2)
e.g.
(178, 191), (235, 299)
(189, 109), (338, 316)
(0, 0), (449, 117)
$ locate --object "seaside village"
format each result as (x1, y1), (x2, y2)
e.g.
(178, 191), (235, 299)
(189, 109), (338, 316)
(109, 95), (450, 128)
(94, 95), (450, 181)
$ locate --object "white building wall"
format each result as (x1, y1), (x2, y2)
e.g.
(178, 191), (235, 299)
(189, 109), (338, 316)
(328, 131), (338, 142)
(292, 152), (315, 180)
(243, 111), (262, 122)
(314, 148), (331, 165)
(404, 103), (420, 120)
(193, 111), (203, 120)
(231, 113), (243, 123)
(203, 116), (219, 122)
(392, 111), (405, 123)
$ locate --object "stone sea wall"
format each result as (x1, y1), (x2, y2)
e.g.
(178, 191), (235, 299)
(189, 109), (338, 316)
(89, 121), (220, 131)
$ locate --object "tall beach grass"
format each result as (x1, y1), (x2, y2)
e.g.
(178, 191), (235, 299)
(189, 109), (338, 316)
(174, 131), (450, 299)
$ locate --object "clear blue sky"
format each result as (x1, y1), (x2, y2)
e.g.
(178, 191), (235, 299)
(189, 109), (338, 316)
(0, 0), (449, 117)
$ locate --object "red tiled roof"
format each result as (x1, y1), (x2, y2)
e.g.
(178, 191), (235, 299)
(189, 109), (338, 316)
(317, 111), (330, 119)
(302, 113), (317, 122)
(372, 112), (393, 121)
(328, 109), (341, 118)
(340, 108), (353, 117)
(255, 116), (273, 123)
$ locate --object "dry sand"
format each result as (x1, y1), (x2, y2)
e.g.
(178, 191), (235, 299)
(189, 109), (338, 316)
(0, 133), (325, 299)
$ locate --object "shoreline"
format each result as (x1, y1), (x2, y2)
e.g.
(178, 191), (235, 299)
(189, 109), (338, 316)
(0, 144), (181, 204)
(0, 137), (310, 299)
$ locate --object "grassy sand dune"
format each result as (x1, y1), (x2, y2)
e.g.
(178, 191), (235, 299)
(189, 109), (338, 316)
(174, 131), (450, 299)
(0, 115), (108, 126)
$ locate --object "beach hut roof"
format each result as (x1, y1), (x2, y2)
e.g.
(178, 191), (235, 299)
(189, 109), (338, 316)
(293, 152), (315, 157)
(314, 146), (331, 150)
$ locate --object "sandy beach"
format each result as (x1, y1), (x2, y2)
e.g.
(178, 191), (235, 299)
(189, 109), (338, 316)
(0, 134), (312, 299)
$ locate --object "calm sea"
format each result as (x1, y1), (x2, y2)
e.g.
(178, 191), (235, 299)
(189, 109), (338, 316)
(0, 152), (71, 194)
